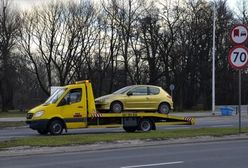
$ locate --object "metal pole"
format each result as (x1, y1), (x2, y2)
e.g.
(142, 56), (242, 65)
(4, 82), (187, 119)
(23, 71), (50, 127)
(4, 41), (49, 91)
(238, 70), (241, 133)
(171, 90), (173, 101)
(212, 2), (216, 115)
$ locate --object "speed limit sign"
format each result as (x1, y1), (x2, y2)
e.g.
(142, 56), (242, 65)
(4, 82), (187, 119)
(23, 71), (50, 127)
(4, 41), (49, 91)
(228, 45), (248, 69)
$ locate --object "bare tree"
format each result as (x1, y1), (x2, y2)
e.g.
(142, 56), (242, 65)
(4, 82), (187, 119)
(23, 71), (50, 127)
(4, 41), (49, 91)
(103, 0), (145, 85)
(0, 0), (20, 111)
(20, 1), (98, 95)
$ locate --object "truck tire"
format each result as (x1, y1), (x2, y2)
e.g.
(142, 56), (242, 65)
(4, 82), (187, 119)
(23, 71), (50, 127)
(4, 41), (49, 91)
(158, 103), (170, 114)
(49, 120), (63, 135)
(110, 101), (123, 113)
(138, 119), (152, 132)
(37, 129), (48, 135)
(123, 126), (137, 133)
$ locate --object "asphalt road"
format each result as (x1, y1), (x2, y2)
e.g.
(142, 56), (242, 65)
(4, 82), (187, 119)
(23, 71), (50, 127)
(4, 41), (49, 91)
(0, 139), (247, 168)
(0, 115), (248, 141)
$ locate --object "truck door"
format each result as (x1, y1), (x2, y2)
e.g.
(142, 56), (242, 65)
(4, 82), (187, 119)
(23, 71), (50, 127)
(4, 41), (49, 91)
(58, 88), (87, 129)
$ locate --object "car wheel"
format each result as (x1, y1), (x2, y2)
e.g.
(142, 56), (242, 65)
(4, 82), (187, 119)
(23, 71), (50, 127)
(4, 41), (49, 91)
(49, 120), (63, 135)
(123, 126), (137, 132)
(138, 119), (152, 132)
(110, 101), (123, 113)
(158, 103), (170, 114)
(37, 129), (48, 135)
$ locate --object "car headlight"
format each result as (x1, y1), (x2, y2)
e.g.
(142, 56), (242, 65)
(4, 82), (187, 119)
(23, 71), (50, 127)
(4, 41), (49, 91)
(33, 111), (44, 118)
(96, 97), (109, 103)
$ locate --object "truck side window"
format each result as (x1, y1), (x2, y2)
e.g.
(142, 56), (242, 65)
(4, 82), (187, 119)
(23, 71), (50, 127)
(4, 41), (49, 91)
(63, 88), (82, 105)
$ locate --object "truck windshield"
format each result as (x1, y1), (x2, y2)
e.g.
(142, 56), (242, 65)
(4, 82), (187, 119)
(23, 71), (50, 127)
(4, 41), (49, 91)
(113, 86), (132, 94)
(44, 88), (67, 105)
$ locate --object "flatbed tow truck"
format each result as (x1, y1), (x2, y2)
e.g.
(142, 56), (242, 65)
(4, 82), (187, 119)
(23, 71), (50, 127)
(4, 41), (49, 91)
(26, 80), (195, 135)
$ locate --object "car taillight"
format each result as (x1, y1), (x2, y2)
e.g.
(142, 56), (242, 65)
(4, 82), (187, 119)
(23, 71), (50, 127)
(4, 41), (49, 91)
(167, 95), (172, 99)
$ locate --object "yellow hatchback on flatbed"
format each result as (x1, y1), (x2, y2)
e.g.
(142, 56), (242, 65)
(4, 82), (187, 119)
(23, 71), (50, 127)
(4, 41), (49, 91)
(95, 85), (173, 114)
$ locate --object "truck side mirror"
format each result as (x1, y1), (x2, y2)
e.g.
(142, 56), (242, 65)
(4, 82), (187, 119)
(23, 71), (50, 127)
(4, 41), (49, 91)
(58, 98), (67, 106)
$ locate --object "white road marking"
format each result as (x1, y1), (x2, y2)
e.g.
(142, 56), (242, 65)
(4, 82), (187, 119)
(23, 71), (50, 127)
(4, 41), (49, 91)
(120, 161), (184, 168)
(166, 126), (190, 129)
(210, 124), (233, 128)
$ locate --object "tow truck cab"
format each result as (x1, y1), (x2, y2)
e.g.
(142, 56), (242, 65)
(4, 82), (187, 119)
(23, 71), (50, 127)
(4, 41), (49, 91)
(26, 80), (96, 135)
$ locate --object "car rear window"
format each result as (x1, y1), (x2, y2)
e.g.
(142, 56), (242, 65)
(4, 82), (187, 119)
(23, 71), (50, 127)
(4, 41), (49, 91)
(149, 87), (160, 95)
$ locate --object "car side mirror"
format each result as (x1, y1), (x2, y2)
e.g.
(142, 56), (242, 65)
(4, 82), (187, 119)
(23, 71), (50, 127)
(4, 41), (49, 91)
(127, 91), (133, 96)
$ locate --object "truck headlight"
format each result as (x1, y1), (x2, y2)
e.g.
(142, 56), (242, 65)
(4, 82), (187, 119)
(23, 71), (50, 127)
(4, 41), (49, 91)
(34, 111), (44, 118)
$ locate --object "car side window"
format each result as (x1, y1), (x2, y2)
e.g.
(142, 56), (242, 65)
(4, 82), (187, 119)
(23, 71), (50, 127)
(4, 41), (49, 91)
(63, 88), (82, 105)
(131, 86), (148, 96)
(149, 87), (160, 95)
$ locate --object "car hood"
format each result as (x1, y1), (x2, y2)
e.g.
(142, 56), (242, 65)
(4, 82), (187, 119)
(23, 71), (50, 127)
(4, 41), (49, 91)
(95, 94), (123, 102)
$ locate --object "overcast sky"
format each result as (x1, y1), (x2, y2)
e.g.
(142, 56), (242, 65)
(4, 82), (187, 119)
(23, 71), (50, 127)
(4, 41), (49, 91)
(12, 0), (240, 12)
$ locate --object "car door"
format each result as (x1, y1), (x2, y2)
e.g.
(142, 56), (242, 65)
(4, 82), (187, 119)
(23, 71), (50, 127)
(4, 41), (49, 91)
(147, 86), (161, 110)
(124, 86), (149, 110)
(58, 88), (87, 129)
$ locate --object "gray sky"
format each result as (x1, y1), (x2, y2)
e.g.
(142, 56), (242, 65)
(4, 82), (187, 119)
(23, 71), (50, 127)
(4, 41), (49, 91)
(12, 0), (240, 11)
(12, 0), (64, 9)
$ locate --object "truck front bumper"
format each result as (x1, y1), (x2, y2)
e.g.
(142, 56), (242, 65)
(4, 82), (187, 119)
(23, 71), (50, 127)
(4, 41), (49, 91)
(26, 120), (49, 130)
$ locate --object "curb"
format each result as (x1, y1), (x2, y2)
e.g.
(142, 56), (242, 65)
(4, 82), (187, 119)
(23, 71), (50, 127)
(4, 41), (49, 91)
(0, 134), (247, 157)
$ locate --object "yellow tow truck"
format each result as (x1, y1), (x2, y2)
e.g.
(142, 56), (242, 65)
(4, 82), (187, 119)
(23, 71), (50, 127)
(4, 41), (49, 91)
(26, 80), (195, 135)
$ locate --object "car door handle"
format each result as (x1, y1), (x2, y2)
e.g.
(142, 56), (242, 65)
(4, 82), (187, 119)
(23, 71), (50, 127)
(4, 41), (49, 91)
(78, 106), (83, 108)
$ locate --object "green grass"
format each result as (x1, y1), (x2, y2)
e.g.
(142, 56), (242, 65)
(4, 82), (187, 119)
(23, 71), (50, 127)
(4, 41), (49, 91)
(0, 122), (26, 128)
(0, 110), (26, 118)
(0, 127), (247, 150)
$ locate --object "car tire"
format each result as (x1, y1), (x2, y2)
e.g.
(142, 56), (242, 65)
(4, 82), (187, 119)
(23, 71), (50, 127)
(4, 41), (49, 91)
(138, 119), (152, 132)
(123, 126), (137, 132)
(49, 120), (63, 135)
(158, 103), (170, 114)
(37, 129), (48, 135)
(110, 101), (123, 113)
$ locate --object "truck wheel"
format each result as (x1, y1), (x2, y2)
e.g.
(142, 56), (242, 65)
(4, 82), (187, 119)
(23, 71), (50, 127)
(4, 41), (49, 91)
(123, 126), (137, 133)
(37, 129), (48, 135)
(49, 120), (63, 135)
(158, 103), (170, 114)
(110, 101), (123, 113)
(139, 119), (152, 132)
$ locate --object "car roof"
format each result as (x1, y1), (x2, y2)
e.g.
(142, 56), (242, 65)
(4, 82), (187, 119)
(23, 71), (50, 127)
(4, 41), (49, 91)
(128, 85), (161, 88)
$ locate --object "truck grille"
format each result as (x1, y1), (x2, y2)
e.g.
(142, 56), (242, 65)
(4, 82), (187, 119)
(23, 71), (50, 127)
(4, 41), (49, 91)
(26, 113), (33, 119)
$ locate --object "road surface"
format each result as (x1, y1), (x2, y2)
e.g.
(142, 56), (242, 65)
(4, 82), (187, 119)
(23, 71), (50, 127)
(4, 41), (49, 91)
(0, 139), (247, 168)
(0, 115), (248, 141)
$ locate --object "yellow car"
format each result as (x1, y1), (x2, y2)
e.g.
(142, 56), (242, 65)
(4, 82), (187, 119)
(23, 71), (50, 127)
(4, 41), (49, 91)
(95, 85), (173, 114)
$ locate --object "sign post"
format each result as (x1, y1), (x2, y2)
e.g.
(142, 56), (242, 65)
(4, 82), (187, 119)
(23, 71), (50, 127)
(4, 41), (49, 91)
(229, 24), (248, 133)
(169, 84), (175, 100)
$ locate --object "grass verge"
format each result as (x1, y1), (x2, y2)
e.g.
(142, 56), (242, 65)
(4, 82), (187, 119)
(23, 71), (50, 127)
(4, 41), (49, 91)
(0, 122), (26, 129)
(0, 127), (247, 150)
(0, 110), (26, 118)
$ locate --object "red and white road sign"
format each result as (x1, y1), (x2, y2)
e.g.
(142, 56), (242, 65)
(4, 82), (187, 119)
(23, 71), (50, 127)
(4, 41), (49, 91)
(230, 25), (248, 45)
(228, 45), (248, 69)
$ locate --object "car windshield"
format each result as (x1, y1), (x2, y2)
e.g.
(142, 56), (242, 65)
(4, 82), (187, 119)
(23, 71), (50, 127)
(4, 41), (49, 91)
(113, 86), (133, 94)
(44, 88), (67, 105)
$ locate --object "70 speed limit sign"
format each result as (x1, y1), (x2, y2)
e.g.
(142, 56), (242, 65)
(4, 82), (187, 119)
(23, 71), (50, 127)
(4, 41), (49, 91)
(228, 46), (248, 69)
